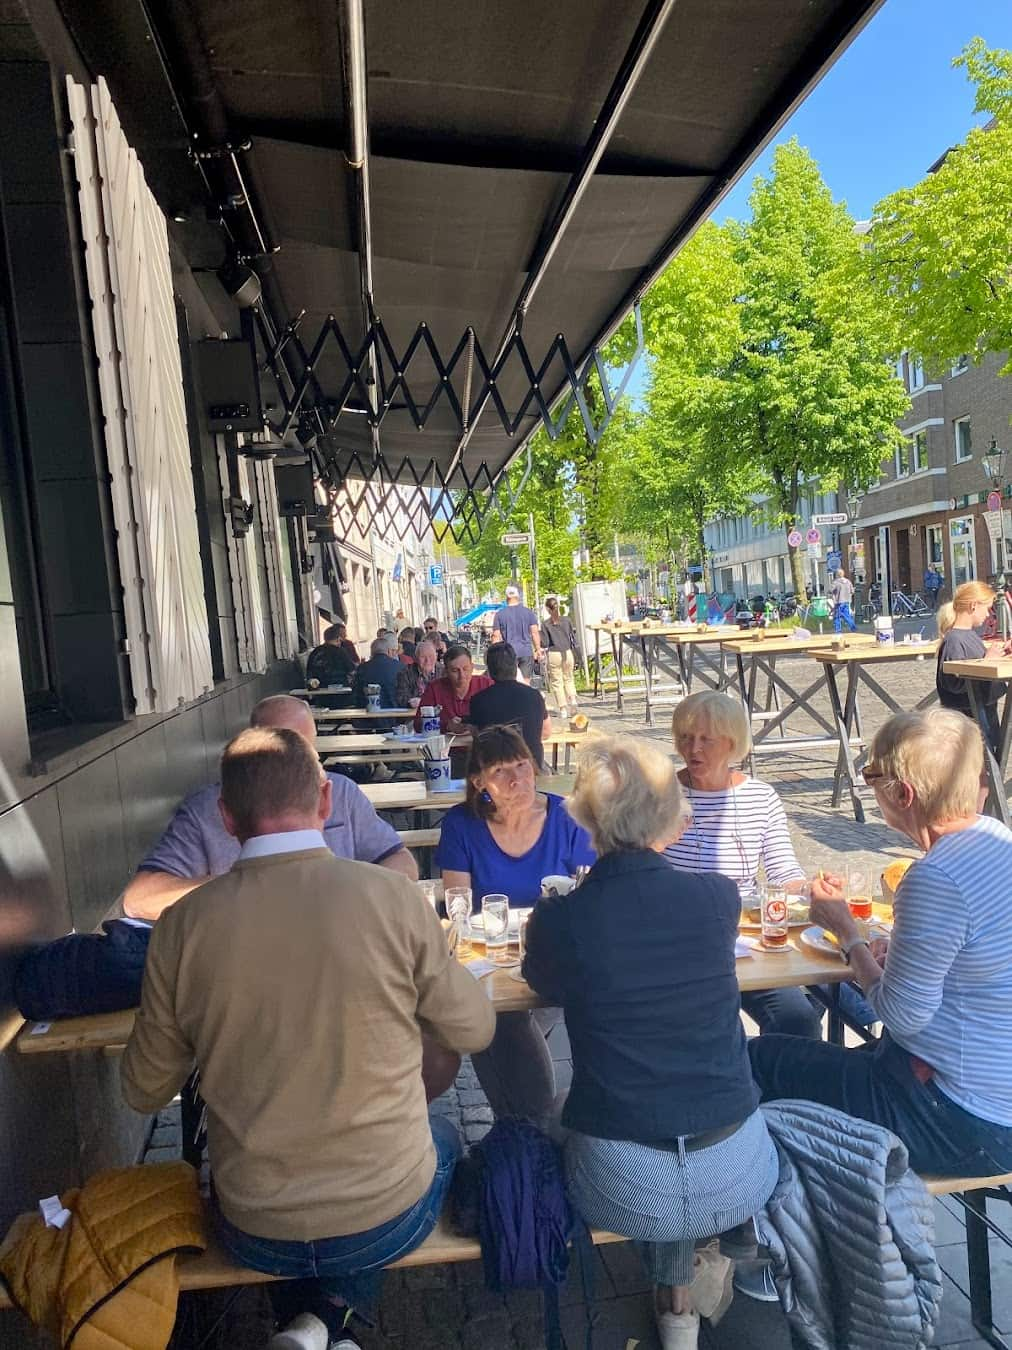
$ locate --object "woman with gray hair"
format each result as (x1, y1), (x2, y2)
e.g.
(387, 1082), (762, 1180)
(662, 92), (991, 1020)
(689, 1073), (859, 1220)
(523, 736), (778, 1350)
(751, 708), (1012, 1175)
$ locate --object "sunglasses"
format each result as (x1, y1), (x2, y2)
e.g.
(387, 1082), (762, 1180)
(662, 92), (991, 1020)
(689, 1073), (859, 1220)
(861, 766), (890, 786)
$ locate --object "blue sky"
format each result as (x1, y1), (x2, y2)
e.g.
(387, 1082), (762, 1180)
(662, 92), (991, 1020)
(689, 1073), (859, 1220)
(715, 0), (1012, 224)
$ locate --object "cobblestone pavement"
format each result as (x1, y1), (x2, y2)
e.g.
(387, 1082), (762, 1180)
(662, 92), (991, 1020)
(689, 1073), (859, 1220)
(151, 643), (1010, 1347)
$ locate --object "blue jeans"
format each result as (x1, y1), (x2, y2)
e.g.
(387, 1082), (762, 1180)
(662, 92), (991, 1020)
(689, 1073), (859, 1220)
(749, 1032), (1012, 1175)
(214, 1114), (461, 1333)
(834, 602), (857, 633)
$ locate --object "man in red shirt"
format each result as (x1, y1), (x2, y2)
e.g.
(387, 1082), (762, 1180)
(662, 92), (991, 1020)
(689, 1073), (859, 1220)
(416, 645), (492, 733)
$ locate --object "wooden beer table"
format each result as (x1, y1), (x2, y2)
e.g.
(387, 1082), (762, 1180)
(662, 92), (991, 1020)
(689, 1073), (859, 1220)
(941, 657), (1012, 827)
(724, 632), (874, 767)
(312, 707), (417, 724)
(290, 685), (352, 699)
(17, 936), (851, 1055)
(588, 623), (735, 725)
(809, 641), (939, 823)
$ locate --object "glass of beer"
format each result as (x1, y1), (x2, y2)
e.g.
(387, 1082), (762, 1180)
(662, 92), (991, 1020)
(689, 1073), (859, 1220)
(445, 886), (473, 958)
(482, 894), (511, 965)
(761, 886), (790, 949)
(847, 868), (873, 921)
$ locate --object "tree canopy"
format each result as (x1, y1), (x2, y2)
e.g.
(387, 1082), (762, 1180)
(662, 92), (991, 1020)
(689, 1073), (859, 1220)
(864, 40), (1012, 375)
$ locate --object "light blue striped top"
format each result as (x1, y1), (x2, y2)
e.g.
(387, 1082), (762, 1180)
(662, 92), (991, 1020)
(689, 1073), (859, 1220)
(866, 815), (1012, 1126)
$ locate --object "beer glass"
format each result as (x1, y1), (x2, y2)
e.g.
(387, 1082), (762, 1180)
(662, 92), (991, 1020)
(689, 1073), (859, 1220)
(445, 886), (473, 958)
(482, 894), (510, 965)
(847, 868), (873, 921)
(760, 885), (789, 949)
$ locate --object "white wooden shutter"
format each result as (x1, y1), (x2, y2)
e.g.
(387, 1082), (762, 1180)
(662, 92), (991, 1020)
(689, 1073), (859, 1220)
(215, 438), (268, 673)
(251, 457), (295, 660)
(67, 75), (213, 712)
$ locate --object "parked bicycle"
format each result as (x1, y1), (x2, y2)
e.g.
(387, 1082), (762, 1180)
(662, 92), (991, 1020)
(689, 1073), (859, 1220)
(890, 590), (931, 619)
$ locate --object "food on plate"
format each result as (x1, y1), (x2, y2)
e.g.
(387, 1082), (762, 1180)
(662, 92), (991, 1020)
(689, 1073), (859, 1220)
(881, 857), (914, 904)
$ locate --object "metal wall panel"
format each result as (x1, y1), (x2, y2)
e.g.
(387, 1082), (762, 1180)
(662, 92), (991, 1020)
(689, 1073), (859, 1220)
(67, 76), (213, 713)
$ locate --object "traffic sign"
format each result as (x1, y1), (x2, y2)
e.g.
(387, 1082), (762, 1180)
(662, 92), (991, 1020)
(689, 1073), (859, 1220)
(808, 541), (822, 560)
(988, 491), (1002, 513)
(826, 550), (842, 570)
(501, 532), (531, 546)
(985, 511), (1004, 543)
(787, 530), (802, 548)
(806, 528), (821, 545)
(812, 512), (848, 526)
(428, 563), (443, 586)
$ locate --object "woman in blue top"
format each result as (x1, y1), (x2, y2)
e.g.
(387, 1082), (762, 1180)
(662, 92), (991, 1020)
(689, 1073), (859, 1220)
(436, 725), (595, 1121)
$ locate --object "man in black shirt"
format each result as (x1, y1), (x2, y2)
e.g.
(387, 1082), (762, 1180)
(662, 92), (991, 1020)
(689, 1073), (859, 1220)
(305, 624), (357, 688)
(468, 643), (551, 768)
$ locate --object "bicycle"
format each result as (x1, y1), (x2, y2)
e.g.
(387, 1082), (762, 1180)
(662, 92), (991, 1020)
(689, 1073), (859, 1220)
(890, 590), (931, 619)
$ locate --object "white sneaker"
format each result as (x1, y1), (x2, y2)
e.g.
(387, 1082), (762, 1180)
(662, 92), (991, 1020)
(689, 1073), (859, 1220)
(656, 1309), (700, 1349)
(690, 1245), (734, 1321)
(268, 1312), (329, 1350)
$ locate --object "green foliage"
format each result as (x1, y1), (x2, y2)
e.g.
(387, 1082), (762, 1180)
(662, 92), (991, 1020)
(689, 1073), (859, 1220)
(864, 40), (1012, 375)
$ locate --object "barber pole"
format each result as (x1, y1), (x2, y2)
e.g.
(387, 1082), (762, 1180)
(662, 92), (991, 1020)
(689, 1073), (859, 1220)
(684, 580), (697, 622)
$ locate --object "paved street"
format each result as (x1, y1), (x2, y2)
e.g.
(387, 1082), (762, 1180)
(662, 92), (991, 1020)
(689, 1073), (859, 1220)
(158, 648), (1010, 1348)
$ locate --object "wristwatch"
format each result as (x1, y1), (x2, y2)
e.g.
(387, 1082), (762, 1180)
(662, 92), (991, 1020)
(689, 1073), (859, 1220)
(841, 937), (869, 965)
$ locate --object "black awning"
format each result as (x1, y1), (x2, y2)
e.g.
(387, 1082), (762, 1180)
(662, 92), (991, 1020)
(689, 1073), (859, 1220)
(52, 0), (885, 483)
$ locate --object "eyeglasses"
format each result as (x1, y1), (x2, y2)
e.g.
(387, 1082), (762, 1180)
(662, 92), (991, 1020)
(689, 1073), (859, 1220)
(861, 766), (888, 786)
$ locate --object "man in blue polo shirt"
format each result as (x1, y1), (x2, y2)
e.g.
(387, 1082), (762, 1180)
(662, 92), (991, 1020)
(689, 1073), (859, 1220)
(491, 586), (542, 677)
(121, 695), (416, 921)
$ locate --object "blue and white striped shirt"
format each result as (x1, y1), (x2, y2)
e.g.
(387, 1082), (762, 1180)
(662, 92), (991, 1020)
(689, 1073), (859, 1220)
(866, 815), (1012, 1126)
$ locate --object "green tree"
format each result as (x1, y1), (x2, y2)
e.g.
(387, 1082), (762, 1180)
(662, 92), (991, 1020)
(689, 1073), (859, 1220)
(727, 140), (908, 598)
(864, 40), (1012, 375)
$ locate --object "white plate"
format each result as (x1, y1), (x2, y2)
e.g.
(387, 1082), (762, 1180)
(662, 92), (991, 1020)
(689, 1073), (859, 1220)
(469, 906), (532, 936)
(802, 921), (891, 958)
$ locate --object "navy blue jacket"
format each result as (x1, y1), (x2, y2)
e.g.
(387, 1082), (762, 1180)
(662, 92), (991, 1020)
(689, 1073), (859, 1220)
(522, 849), (758, 1142)
(15, 920), (151, 1020)
(351, 653), (402, 708)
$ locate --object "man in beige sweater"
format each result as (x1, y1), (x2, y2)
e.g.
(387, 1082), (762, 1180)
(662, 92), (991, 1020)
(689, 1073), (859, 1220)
(122, 726), (495, 1350)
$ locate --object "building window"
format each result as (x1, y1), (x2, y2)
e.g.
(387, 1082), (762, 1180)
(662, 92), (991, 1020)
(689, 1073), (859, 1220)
(949, 516), (977, 586)
(925, 524), (943, 567)
(908, 356), (925, 392)
(895, 441), (911, 477)
(950, 354), (969, 376)
(954, 416), (973, 462)
(912, 430), (929, 472)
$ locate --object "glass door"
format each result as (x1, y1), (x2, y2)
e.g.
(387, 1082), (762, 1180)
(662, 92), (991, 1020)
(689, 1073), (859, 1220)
(949, 517), (977, 587)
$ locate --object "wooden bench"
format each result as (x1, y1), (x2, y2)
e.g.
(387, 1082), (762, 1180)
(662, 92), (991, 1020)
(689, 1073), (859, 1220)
(922, 1171), (1012, 1349)
(0, 1210), (623, 1310)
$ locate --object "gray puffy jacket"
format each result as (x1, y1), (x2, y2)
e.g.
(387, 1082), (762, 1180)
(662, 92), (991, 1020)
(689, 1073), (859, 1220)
(759, 1101), (942, 1350)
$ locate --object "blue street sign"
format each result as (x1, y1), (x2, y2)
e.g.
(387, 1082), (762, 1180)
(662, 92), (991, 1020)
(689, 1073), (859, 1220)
(826, 550), (842, 570)
(428, 563), (444, 586)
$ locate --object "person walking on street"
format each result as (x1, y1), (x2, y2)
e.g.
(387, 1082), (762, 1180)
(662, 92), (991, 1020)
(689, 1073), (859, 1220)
(924, 565), (944, 611)
(491, 586), (542, 677)
(830, 569), (857, 633)
(541, 596), (580, 716)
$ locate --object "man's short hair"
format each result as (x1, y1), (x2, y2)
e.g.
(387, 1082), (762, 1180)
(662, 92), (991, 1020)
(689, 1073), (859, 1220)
(486, 642), (518, 682)
(444, 644), (471, 667)
(323, 624), (344, 642)
(371, 635), (396, 657)
(424, 617), (438, 628)
(505, 585), (521, 599)
(221, 727), (324, 837)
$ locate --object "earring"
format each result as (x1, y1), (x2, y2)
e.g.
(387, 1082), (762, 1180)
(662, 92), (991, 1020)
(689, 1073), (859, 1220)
(480, 789), (493, 803)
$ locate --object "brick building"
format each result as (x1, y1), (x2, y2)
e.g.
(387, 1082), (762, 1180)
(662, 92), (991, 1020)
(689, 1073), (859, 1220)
(845, 350), (1012, 606)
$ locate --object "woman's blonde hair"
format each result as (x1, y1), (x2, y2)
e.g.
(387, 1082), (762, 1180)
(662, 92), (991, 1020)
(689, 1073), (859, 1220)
(567, 735), (686, 855)
(953, 580), (995, 613)
(671, 690), (749, 763)
(868, 709), (983, 822)
(936, 601), (956, 637)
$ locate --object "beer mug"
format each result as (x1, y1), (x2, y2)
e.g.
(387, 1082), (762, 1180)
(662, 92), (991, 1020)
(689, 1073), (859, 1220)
(420, 705), (441, 734)
(365, 683), (381, 712)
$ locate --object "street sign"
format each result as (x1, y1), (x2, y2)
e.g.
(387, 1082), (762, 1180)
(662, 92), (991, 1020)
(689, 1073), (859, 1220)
(987, 491), (1002, 513)
(428, 563), (444, 586)
(826, 550), (842, 570)
(806, 528), (821, 545)
(985, 510), (1004, 543)
(787, 530), (802, 548)
(812, 512), (848, 526)
(501, 531), (531, 546)
(808, 541), (822, 560)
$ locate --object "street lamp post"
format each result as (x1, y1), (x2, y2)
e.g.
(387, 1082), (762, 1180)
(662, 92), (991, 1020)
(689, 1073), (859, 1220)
(983, 438), (1008, 578)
